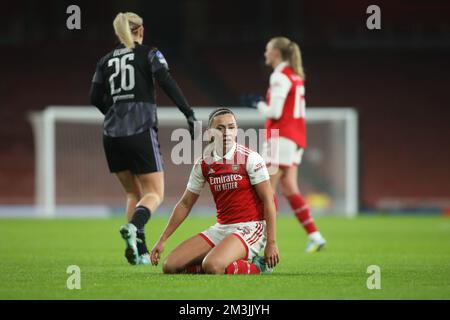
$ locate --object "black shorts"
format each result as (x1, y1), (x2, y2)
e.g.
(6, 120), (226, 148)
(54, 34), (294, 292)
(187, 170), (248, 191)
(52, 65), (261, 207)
(103, 128), (164, 174)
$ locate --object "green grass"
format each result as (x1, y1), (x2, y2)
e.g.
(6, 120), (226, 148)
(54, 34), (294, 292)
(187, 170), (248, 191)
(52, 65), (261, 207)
(0, 215), (449, 299)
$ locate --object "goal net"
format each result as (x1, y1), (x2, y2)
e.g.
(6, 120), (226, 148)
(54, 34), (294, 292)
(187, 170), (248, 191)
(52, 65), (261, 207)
(29, 106), (358, 218)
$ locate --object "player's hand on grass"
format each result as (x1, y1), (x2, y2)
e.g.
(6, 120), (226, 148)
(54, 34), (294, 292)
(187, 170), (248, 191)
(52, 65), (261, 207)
(264, 242), (280, 268)
(151, 240), (165, 266)
(239, 94), (264, 109)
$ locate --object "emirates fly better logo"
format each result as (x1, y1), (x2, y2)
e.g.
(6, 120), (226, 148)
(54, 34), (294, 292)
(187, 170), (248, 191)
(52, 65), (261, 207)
(209, 174), (243, 192)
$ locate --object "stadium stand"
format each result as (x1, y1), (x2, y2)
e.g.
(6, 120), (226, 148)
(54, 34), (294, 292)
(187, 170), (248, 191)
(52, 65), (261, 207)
(1, 0), (450, 211)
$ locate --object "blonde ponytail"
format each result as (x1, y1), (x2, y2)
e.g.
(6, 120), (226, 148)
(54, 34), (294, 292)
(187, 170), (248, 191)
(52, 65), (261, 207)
(287, 41), (305, 80)
(113, 12), (143, 49)
(270, 37), (305, 80)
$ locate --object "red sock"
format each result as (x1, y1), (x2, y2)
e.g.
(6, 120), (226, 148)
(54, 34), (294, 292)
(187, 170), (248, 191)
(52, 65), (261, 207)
(225, 260), (260, 275)
(184, 264), (203, 274)
(287, 193), (318, 234)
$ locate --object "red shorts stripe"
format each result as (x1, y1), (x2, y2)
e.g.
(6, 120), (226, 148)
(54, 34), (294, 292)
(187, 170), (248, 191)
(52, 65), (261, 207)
(248, 229), (263, 246)
(232, 233), (249, 260)
(249, 232), (263, 246)
(198, 233), (215, 248)
(246, 223), (263, 244)
(246, 225), (263, 245)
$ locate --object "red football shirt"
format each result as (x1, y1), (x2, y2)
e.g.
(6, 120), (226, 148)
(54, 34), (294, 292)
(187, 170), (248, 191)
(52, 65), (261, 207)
(187, 143), (270, 224)
(263, 63), (307, 148)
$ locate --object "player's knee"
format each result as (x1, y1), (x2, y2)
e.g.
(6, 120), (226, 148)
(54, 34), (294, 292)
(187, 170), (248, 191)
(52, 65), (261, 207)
(157, 191), (164, 205)
(202, 258), (225, 274)
(125, 191), (141, 202)
(143, 191), (164, 207)
(281, 189), (296, 198)
(280, 179), (299, 196)
(154, 193), (163, 208)
(162, 257), (178, 274)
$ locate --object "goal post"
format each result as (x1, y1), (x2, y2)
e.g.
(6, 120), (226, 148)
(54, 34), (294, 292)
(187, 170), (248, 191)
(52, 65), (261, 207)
(28, 106), (358, 218)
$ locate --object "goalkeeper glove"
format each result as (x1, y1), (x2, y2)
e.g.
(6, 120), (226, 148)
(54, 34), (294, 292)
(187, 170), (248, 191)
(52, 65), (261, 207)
(186, 114), (197, 140)
(240, 94), (264, 109)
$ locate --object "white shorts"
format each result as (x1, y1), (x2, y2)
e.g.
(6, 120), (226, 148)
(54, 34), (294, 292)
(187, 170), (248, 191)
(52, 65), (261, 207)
(262, 137), (304, 168)
(199, 221), (266, 260)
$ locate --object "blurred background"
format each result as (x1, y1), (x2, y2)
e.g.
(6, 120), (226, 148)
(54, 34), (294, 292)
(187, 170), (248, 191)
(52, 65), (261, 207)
(1, 0), (450, 216)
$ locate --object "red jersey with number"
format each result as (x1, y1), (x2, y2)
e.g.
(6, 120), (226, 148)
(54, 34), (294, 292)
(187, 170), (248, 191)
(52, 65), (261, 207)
(265, 66), (307, 148)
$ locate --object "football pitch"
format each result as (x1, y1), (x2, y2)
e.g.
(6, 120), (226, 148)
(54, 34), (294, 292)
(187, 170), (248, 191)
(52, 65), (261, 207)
(0, 215), (449, 300)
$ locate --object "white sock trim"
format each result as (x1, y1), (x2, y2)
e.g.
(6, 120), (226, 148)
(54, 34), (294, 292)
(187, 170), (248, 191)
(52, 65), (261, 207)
(308, 231), (323, 242)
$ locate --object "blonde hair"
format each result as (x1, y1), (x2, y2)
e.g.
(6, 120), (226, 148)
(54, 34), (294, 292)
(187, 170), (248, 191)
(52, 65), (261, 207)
(270, 37), (305, 80)
(113, 12), (143, 49)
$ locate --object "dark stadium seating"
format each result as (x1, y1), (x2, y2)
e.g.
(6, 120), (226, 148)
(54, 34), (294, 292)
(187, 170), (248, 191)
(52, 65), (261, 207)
(0, 42), (214, 204)
(1, 41), (450, 210)
(198, 46), (450, 209)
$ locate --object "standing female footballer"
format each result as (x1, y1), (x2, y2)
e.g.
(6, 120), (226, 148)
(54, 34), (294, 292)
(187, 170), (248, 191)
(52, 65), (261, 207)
(242, 37), (326, 252)
(89, 12), (197, 265)
(150, 108), (279, 274)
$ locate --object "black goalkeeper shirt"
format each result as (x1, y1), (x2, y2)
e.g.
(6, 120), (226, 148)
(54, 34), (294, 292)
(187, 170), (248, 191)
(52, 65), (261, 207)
(90, 43), (193, 137)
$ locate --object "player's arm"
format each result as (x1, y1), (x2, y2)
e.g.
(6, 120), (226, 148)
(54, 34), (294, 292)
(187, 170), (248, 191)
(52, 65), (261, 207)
(151, 159), (205, 265)
(158, 189), (199, 243)
(247, 153), (280, 268)
(256, 72), (291, 120)
(89, 62), (110, 115)
(254, 180), (279, 268)
(154, 68), (193, 118)
(151, 190), (199, 266)
(149, 49), (197, 139)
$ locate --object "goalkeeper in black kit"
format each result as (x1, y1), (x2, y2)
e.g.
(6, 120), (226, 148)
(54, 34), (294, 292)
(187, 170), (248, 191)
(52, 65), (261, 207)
(89, 11), (196, 265)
